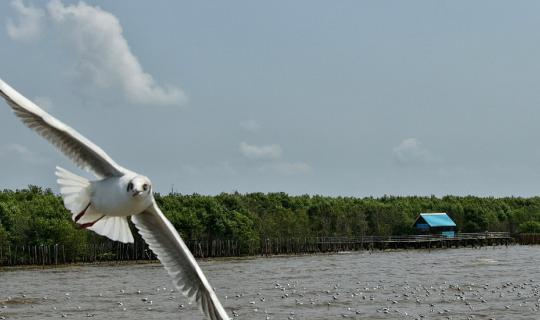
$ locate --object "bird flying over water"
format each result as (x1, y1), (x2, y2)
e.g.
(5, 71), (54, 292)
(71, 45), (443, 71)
(0, 79), (230, 320)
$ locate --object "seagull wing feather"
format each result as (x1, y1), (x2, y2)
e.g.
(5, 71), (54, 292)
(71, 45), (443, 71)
(0, 79), (125, 177)
(132, 203), (230, 320)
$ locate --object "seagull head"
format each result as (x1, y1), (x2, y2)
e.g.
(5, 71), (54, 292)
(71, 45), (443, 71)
(126, 176), (152, 198)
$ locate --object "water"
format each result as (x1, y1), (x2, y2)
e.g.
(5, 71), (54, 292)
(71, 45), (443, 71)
(1, 246), (539, 319)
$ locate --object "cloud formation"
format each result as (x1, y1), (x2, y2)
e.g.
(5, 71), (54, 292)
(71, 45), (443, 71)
(393, 138), (437, 165)
(6, 0), (45, 41)
(7, 0), (186, 106)
(239, 142), (282, 160)
(239, 141), (311, 175)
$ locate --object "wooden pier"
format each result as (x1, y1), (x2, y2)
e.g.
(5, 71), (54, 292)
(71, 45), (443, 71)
(313, 232), (513, 251)
(0, 232), (516, 266)
(256, 232), (513, 255)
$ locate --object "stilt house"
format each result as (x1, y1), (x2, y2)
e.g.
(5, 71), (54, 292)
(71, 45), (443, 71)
(413, 213), (457, 237)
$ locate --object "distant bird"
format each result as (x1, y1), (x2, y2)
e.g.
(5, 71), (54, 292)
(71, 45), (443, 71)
(0, 79), (229, 320)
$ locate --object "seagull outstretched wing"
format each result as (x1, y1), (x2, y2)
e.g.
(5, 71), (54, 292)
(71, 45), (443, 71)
(132, 202), (230, 320)
(0, 79), (126, 178)
(1, 78), (230, 319)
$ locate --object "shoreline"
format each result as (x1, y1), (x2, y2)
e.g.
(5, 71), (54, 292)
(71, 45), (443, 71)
(1, 243), (535, 271)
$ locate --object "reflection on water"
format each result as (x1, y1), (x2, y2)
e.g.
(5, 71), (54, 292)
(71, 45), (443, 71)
(1, 246), (539, 319)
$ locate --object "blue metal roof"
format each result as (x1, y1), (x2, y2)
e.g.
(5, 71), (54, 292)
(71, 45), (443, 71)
(418, 213), (456, 227)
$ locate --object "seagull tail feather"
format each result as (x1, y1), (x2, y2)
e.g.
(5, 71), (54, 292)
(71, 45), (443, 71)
(55, 166), (92, 218)
(87, 216), (134, 244)
(55, 166), (134, 244)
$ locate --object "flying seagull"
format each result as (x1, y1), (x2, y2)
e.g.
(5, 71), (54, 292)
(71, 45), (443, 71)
(0, 79), (230, 320)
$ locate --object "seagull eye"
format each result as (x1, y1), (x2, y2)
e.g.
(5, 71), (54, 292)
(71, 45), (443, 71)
(143, 184), (148, 191)
(127, 182), (133, 192)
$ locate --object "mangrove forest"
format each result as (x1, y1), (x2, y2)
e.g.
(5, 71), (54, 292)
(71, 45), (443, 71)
(0, 186), (540, 264)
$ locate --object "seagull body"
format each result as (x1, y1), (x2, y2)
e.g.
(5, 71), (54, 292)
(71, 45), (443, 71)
(91, 173), (152, 217)
(0, 79), (230, 320)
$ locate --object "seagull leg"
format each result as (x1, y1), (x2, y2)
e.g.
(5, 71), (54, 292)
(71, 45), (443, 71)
(79, 215), (105, 229)
(74, 203), (91, 223)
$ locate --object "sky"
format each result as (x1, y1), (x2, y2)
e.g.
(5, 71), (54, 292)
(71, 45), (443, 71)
(2, 0), (540, 197)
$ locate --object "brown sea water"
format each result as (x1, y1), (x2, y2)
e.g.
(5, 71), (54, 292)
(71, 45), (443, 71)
(1, 246), (539, 319)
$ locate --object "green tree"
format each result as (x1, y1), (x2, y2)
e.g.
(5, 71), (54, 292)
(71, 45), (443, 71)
(519, 221), (540, 233)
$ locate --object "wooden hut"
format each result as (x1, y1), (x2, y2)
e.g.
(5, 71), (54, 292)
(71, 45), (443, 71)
(413, 213), (457, 238)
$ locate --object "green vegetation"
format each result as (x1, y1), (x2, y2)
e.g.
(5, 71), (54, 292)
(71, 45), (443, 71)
(1, 186), (540, 256)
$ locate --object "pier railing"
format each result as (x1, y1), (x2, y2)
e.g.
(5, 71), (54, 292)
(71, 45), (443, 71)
(317, 232), (512, 244)
(0, 232), (516, 267)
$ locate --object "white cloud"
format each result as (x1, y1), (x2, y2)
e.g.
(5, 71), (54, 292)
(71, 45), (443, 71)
(239, 141), (311, 174)
(239, 142), (282, 160)
(0, 143), (46, 164)
(6, 0), (45, 41)
(47, 0), (186, 106)
(240, 120), (261, 133)
(7, 0), (186, 106)
(393, 138), (437, 165)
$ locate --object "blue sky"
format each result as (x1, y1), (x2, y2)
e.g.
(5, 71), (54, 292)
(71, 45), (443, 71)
(2, 0), (540, 197)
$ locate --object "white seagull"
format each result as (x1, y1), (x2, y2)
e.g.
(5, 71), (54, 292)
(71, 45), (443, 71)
(0, 79), (230, 320)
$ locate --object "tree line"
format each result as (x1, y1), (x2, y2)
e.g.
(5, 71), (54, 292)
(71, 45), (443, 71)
(1, 186), (540, 258)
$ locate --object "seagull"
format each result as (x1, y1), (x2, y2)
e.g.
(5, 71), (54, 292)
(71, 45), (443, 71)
(0, 79), (230, 320)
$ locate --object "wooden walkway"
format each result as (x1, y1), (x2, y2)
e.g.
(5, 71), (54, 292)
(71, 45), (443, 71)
(310, 232), (513, 252)
(255, 232), (512, 255)
(0, 232), (515, 266)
